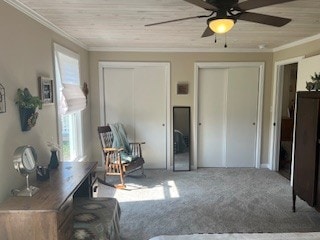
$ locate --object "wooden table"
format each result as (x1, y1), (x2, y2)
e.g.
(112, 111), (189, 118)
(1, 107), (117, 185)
(0, 161), (98, 240)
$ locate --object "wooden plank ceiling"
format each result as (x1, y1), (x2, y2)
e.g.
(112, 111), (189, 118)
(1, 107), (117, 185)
(14, 0), (320, 50)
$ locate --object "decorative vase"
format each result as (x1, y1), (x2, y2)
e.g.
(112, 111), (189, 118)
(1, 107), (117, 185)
(48, 150), (59, 169)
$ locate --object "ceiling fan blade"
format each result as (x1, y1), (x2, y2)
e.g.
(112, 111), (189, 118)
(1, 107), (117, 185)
(237, 12), (291, 27)
(145, 15), (207, 27)
(184, 0), (218, 11)
(145, 16), (200, 27)
(201, 26), (214, 38)
(237, 0), (295, 11)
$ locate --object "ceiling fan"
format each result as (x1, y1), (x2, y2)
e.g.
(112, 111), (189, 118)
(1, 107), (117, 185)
(145, 0), (294, 38)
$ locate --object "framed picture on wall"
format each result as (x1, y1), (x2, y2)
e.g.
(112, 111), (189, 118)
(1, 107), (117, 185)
(38, 77), (54, 104)
(177, 83), (189, 95)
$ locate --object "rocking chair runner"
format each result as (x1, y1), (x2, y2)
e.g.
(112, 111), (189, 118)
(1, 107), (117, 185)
(98, 125), (145, 188)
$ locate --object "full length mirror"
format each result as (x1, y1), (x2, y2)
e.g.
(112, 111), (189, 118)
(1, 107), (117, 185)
(173, 106), (190, 171)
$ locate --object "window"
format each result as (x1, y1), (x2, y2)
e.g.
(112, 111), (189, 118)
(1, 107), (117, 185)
(54, 43), (85, 161)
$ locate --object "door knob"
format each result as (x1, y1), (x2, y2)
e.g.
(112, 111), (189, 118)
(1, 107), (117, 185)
(253, 123), (256, 125)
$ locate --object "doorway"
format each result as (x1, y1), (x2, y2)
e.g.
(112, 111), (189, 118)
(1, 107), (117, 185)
(278, 63), (298, 179)
(269, 56), (304, 181)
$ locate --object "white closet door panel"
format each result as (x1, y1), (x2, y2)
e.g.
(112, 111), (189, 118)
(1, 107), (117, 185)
(226, 67), (259, 167)
(134, 66), (166, 169)
(198, 68), (227, 167)
(103, 68), (135, 137)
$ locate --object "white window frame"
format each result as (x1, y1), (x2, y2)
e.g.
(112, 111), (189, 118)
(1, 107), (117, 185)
(53, 43), (84, 162)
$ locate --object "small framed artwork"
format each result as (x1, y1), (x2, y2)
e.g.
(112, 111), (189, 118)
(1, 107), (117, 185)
(38, 77), (54, 104)
(177, 83), (189, 95)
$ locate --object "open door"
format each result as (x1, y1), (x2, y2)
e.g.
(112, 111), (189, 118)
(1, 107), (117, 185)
(278, 63), (297, 179)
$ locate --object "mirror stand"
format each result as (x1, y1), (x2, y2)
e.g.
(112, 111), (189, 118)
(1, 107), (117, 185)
(16, 174), (39, 197)
(12, 146), (39, 197)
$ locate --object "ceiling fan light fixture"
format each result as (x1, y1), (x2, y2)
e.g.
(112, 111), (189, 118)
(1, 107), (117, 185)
(209, 18), (234, 34)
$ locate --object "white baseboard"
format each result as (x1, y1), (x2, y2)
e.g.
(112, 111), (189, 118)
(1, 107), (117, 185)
(260, 163), (271, 170)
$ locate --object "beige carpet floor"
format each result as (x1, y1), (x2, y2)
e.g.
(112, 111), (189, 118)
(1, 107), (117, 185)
(97, 168), (320, 240)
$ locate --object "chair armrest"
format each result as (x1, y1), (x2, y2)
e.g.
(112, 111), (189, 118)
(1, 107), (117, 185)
(129, 142), (145, 145)
(103, 147), (124, 152)
(103, 147), (124, 165)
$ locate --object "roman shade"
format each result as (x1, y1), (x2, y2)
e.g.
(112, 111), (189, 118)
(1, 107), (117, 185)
(55, 46), (86, 114)
(61, 83), (86, 114)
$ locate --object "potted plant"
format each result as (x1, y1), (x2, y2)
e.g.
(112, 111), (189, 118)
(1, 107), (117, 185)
(306, 72), (320, 91)
(15, 88), (42, 131)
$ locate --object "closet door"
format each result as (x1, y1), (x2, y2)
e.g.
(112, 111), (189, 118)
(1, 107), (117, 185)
(198, 68), (227, 167)
(226, 67), (259, 167)
(103, 65), (167, 169)
(134, 66), (166, 169)
(104, 68), (134, 137)
(198, 66), (259, 168)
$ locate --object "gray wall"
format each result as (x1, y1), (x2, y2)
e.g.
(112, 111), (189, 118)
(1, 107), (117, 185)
(0, 1), (90, 203)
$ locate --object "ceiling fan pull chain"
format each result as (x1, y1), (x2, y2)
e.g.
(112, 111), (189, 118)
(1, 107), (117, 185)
(214, 35), (217, 43)
(224, 34), (228, 48)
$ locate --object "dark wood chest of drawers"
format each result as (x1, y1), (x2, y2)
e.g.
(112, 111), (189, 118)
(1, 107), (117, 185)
(293, 91), (320, 212)
(0, 161), (97, 240)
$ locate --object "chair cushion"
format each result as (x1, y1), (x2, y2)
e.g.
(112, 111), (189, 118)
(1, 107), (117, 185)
(120, 153), (138, 163)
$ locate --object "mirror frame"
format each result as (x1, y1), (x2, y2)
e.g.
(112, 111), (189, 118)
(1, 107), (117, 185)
(13, 145), (37, 174)
(12, 145), (39, 197)
(173, 106), (191, 171)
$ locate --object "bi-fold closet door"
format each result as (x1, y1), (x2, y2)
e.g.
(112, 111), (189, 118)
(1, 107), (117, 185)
(102, 65), (167, 169)
(198, 67), (260, 168)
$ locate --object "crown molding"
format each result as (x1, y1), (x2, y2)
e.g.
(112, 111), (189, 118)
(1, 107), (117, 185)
(273, 33), (320, 52)
(89, 46), (273, 53)
(4, 0), (88, 50)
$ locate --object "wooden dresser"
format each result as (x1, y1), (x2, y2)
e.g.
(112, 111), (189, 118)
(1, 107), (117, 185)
(293, 91), (320, 212)
(0, 161), (98, 240)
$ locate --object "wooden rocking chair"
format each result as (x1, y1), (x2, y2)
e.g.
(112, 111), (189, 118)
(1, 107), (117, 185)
(98, 125), (145, 188)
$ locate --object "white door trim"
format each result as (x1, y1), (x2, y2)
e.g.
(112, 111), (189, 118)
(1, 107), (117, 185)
(194, 62), (265, 169)
(269, 56), (304, 171)
(98, 61), (171, 169)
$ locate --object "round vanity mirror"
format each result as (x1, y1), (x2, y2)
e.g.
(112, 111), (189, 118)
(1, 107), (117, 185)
(13, 145), (37, 174)
(13, 145), (39, 196)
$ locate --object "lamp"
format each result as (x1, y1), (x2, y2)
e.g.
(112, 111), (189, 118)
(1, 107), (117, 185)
(209, 18), (234, 34)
